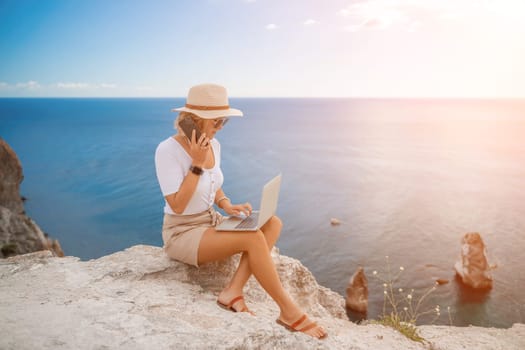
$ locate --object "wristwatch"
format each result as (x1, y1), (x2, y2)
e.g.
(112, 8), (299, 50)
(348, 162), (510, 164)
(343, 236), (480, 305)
(189, 165), (203, 176)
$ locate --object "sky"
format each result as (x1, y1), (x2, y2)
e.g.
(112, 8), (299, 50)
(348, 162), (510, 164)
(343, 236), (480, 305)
(0, 0), (524, 98)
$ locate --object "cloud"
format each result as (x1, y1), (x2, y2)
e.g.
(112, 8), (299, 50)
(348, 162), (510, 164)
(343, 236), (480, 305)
(338, 0), (525, 32)
(265, 23), (278, 30)
(16, 81), (40, 89)
(99, 83), (117, 89)
(136, 86), (153, 91)
(337, 0), (509, 32)
(303, 19), (319, 26)
(56, 82), (117, 89)
(1, 81), (119, 94)
(0, 81), (41, 90)
(339, 0), (408, 31)
(57, 82), (90, 89)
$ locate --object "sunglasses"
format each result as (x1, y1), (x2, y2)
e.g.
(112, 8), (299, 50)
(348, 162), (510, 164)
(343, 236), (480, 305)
(212, 117), (229, 128)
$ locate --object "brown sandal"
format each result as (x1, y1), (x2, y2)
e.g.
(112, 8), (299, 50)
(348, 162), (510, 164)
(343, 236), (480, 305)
(276, 314), (327, 339)
(216, 295), (251, 313)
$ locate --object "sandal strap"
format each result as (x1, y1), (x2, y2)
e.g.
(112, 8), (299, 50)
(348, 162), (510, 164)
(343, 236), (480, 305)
(290, 314), (307, 330)
(298, 322), (318, 333)
(227, 295), (244, 309)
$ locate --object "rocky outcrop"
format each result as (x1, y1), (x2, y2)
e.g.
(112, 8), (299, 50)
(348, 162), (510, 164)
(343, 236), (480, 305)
(454, 232), (493, 289)
(0, 138), (24, 214)
(0, 138), (63, 258)
(1, 245), (524, 350)
(346, 266), (368, 314)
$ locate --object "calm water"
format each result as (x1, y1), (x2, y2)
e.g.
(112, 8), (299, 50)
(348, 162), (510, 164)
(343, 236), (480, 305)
(1, 97), (524, 328)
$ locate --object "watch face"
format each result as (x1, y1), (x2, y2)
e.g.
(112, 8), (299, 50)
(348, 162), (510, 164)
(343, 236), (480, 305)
(190, 165), (203, 175)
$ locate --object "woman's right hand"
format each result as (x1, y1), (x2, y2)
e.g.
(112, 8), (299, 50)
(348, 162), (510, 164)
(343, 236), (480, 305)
(167, 130), (211, 214)
(188, 129), (210, 166)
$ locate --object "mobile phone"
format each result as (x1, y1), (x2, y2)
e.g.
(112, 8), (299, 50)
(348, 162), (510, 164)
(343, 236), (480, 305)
(179, 117), (202, 142)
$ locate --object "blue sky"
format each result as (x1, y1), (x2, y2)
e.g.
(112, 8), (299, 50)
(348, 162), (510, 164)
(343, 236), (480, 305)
(1, 0), (524, 97)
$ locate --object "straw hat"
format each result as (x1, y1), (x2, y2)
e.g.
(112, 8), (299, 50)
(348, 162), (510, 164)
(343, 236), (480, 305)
(172, 83), (243, 119)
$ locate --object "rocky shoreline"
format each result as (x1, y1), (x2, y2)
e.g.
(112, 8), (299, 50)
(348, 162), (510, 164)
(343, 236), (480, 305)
(1, 139), (524, 349)
(1, 245), (524, 350)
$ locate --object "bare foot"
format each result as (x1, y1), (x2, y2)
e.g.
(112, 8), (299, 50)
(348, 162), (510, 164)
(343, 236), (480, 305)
(277, 313), (327, 339)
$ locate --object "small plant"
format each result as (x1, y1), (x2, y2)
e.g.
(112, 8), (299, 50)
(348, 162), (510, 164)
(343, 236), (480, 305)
(371, 256), (443, 343)
(447, 306), (454, 326)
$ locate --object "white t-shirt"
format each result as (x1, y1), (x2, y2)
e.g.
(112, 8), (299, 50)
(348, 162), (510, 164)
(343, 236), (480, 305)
(154, 137), (224, 215)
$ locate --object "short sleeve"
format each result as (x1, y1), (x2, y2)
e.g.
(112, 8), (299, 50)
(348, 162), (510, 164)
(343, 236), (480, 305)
(154, 140), (187, 196)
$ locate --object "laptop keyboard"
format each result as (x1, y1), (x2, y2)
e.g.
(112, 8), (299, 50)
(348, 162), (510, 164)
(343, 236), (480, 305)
(235, 213), (259, 229)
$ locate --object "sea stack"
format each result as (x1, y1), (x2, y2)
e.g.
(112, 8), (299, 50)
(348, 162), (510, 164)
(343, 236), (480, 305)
(454, 232), (493, 289)
(345, 266), (368, 314)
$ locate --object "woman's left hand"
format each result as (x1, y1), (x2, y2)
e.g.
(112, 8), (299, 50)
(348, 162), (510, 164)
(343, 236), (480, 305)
(223, 202), (252, 217)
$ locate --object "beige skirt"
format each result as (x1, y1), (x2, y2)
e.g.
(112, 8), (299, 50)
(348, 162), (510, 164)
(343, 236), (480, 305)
(162, 208), (223, 267)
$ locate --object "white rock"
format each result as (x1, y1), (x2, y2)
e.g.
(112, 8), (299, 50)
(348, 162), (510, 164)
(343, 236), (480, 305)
(0, 245), (523, 350)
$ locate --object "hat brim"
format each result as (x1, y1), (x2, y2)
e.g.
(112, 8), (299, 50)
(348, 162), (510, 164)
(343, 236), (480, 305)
(171, 106), (243, 119)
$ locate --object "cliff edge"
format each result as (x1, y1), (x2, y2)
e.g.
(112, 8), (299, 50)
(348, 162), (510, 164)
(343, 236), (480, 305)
(0, 138), (63, 258)
(0, 245), (523, 350)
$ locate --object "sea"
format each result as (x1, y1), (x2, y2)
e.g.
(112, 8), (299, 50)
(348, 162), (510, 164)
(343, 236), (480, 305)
(1, 97), (524, 328)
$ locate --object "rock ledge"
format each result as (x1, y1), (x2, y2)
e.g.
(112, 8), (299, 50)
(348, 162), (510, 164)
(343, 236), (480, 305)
(1, 245), (524, 350)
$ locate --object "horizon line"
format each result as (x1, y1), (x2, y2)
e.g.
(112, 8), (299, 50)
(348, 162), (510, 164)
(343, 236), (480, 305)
(1, 96), (525, 100)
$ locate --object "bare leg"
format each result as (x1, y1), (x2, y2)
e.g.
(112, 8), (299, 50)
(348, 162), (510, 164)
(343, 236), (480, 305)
(198, 224), (327, 339)
(218, 216), (282, 311)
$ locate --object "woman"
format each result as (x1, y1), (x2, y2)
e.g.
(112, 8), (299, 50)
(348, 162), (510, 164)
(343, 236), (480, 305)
(154, 83), (327, 339)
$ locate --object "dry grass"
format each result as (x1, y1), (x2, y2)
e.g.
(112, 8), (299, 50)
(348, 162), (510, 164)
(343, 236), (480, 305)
(371, 256), (445, 343)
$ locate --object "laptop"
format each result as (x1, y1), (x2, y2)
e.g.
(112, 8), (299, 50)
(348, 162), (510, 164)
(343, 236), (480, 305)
(215, 174), (281, 232)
